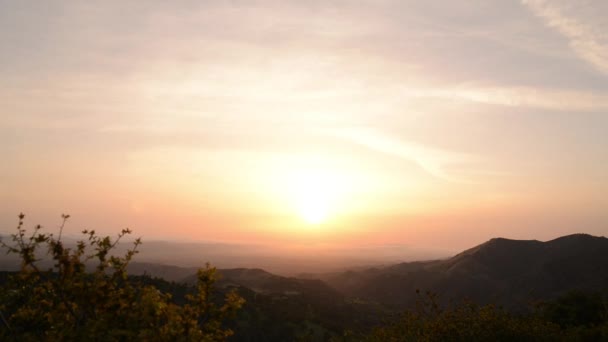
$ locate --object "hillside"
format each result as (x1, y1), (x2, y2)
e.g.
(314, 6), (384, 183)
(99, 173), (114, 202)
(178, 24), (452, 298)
(11, 233), (608, 310)
(126, 233), (608, 313)
(320, 234), (608, 309)
(2, 233), (608, 340)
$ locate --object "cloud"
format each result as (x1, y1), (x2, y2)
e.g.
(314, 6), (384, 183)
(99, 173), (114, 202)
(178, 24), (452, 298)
(329, 128), (474, 182)
(522, 0), (608, 75)
(403, 85), (608, 111)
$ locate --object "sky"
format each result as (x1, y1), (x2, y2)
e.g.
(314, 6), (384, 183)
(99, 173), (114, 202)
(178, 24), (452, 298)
(1, 0), (607, 255)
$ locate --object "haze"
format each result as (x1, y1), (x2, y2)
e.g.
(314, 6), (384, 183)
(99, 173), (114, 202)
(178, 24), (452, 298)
(1, 1), (607, 265)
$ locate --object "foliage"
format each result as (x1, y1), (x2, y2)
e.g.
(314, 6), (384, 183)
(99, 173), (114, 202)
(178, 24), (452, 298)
(0, 214), (244, 341)
(2, 214), (608, 341)
(358, 290), (608, 342)
(538, 290), (608, 341)
(361, 290), (558, 341)
(540, 290), (606, 328)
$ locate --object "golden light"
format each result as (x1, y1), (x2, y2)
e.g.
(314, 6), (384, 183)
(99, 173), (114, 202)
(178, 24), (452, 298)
(289, 169), (342, 225)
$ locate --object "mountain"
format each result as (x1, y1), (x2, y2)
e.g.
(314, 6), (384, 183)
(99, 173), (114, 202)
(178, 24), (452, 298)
(127, 263), (343, 301)
(128, 233), (608, 316)
(2, 233), (608, 340)
(185, 267), (341, 299)
(319, 234), (608, 310)
(127, 262), (199, 282)
(123, 233), (608, 340)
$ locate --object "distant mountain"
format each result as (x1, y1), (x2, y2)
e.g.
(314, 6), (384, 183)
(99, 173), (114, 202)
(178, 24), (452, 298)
(186, 268), (341, 299)
(4, 232), (607, 314)
(127, 262), (199, 282)
(4, 233), (608, 340)
(53, 233), (608, 311)
(128, 263), (345, 307)
(127, 263), (342, 300)
(320, 234), (608, 309)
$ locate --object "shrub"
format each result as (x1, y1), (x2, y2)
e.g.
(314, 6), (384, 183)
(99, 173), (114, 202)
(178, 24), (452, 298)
(364, 291), (562, 342)
(0, 213), (244, 341)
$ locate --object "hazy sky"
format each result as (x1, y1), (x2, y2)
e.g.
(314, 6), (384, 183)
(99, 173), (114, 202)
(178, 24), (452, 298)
(1, 0), (607, 253)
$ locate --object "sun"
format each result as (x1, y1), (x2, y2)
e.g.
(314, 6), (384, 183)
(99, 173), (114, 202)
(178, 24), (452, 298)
(295, 186), (330, 225)
(290, 169), (341, 225)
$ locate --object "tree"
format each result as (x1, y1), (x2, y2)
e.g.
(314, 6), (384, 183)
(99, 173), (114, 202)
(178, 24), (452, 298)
(362, 290), (562, 342)
(0, 213), (244, 341)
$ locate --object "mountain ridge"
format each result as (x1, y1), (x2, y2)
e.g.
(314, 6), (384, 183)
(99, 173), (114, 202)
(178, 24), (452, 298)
(318, 233), (608, 309)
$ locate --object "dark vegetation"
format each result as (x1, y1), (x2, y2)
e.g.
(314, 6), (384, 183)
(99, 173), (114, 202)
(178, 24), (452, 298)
(1, 214), (607, 341)
(320, 235), (608, 310)
(0, 214), (244, 341)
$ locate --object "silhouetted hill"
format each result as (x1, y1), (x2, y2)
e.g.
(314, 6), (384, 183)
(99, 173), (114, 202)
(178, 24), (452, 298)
(127, 262), (199, 282)
(127, 263), (342, 300)
(3, 233), (608, 340)
(321, 234), (608, 310)
(4, 233), (607, 311)
(183, 267), (343, 303)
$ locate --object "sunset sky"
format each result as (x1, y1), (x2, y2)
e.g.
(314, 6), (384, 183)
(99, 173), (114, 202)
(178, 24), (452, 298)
(1, 1), (607, 253)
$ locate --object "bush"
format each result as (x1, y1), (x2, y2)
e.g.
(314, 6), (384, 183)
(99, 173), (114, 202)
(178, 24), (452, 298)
(0, 213), (244, 341)
(363, 291), (562, 342)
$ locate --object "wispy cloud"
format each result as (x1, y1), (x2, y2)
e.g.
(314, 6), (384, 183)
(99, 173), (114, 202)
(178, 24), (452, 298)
(522, 0), (608, 75)
(403, 85), (608, 111)
(329, 128), (474, 182)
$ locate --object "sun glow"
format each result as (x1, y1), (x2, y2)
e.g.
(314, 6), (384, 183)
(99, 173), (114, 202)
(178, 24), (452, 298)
(290, 169), (343, 225)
